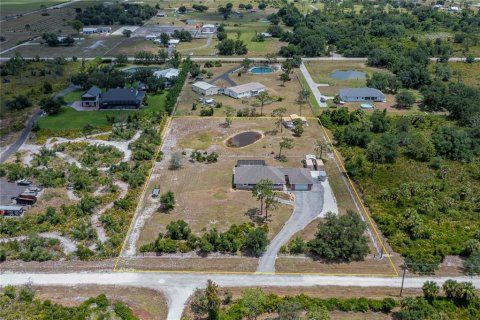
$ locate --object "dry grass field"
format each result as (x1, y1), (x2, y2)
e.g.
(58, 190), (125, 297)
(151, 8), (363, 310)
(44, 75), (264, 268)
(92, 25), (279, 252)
(137, 117), (321, 250)
(176, 66), (314, 117)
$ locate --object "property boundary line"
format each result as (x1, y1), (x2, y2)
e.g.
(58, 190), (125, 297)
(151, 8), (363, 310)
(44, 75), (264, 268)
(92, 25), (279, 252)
(113, 115), (399, 277)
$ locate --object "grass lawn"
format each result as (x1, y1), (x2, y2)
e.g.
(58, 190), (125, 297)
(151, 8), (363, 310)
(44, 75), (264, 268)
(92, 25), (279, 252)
(0, 0), (64, 17)
(38, 93), (167, 130)
(63, 90), (83, 103)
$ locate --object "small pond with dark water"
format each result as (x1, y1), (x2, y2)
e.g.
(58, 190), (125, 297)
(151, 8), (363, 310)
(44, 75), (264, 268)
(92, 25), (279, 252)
(227, 131), (262, 147)
(330, 70), (366, 80)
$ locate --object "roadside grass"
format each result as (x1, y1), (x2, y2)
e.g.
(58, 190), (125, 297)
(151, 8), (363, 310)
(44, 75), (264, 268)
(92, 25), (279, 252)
(444, 61), (480, 86)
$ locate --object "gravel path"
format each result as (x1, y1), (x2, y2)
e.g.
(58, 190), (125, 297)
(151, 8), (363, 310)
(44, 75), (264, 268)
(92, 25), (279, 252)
(257, 179), (338, 273)
(2, 272), (479, 320)
(0, 232), (77, 254)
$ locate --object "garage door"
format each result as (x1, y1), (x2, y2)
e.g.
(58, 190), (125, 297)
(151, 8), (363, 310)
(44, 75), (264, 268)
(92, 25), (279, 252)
(294, 184), (309, 191)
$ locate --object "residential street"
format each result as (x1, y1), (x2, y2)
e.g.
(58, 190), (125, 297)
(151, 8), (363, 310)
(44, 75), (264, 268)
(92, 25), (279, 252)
(1, 272), (479, 320)
(299, 62), (327, 108)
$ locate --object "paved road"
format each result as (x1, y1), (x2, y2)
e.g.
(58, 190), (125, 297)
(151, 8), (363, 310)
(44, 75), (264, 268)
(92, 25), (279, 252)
(0, 84), (81, 164)
(0, 111), (41, 163)
(209, 64), (240, 86)
(299, 62), (327, 108)
(257, 178), (339, 272)
(1, 272), (479, 320)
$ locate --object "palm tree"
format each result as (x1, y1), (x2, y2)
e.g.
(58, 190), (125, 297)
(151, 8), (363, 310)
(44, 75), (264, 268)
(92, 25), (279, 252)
(278, 137), (293, 159)
(271, 107), (287, 132)
(252, 179), (274, 215)
(422, 281), (439, 300)
(296, 89), (310, 116)
(255, 91), (271, 116)
(264, 192), (278, 220)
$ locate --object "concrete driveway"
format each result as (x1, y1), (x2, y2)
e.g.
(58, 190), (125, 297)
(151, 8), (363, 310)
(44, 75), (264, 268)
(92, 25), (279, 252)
(257, 178), (338, 272)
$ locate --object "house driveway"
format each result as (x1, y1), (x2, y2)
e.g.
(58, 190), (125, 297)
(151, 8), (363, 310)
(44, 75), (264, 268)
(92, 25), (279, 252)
(257, 178), (338, 272)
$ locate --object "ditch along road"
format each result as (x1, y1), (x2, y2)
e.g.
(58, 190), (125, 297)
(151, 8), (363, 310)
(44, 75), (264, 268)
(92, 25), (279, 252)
(1, 272), (480, 320)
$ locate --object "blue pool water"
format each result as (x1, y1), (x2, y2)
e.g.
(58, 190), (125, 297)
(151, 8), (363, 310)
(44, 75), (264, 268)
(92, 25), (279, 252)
(330, 70), (366, 80)
(250, 67), (274, 74)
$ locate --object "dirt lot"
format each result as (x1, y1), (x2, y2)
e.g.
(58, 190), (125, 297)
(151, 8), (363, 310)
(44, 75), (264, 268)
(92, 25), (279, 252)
(33, 285), (168, 320)
(176, 67), (314, 117)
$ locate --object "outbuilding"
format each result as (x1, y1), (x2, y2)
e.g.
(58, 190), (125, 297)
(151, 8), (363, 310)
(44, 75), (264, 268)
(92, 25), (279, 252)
(339, 88), (386, 102)
(153, 68), (180, 80)
(224, 82), (266, 99)
(145, 34), (157, 41)
(192, 81), (219, 96)
(0, 205), (25, 216)
(201, 24), (216, 34)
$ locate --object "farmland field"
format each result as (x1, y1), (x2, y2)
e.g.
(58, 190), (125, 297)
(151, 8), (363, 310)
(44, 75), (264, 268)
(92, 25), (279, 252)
(0, 0), (65, 18)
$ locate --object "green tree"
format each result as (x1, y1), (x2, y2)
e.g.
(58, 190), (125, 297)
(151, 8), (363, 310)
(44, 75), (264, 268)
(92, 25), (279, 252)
(277, 300), (302, 320)
(123, 29), (132, 37)
(308, 211), (369, 262)
(395, 90), (416, 108)
(252, 179), (274, 216)
(190, 288), (208, 318)
(240, 288), (266, 319)
(264, 192), (279, 220)
(206, 280), (221, 320)
(280, 71), (290, 86)
(243, 228), (268, 256)
(292, 118), (304, 137)
(160, 191), (175, 211)
(39, 97), (63, 115)
(272, 107), (287, 132)
(314, 139), (329, 159)
(255, 91), (272, 116)
(169, 151), (183, 170)
(82, 123), (93, 138)
(225, 106), (235, 128)
(71, 19), (83, 34)
(305, 306), (330, 320)
(296, 89), (310, 116)
(166, 220), (191, 240)
(278, 137), (293, 160)
(405, 131), (435, 161)
(160, 32), (170, 46)
(422, 281), (439, 301)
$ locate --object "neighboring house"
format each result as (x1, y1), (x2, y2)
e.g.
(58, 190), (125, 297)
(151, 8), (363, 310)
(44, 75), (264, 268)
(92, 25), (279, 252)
(0, 205), (24, 216)
(153, 68), (180, 81)
(224, 82), (266, 99)
(233, 160), (314, 191)
(99, 88), (145, 110)
(339, 87), (386, 102)
(192, 81), (219, 96)
(260, 32), (272, 37)
(156, 12), (166, 17)
(201, 24), (216, 34)
(81, 26), (111, 34)
(168, 39), (180, 45)
(81, 86), (102, 107)
(282, 114), (308, 128)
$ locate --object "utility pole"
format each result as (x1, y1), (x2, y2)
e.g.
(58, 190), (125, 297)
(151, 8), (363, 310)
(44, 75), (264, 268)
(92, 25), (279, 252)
(400, 263), (408, 297)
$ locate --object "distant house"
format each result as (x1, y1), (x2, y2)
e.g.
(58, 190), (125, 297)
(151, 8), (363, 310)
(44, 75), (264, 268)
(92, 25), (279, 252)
(339, 88), (386, 102)
(168, 39), (180, 45)
(99, 88), (145, 109)
(81, 26), (111, 34)
(145, 34), (157, 41)
(201, 24), (216, 34)
(224, 82), (266, 99)
(192, 81), (219, 96)
(233, 160), (313, 191)
(260, 32), (272, 37)
(153, 68), (180, 80)
(156, 12), (166, 17)
(81, 86), (101, 107)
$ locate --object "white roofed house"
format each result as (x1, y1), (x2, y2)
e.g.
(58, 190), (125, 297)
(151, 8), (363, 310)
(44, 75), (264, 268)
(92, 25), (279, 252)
(192, 81), (219, 96)
(201, 24), (216, 34)
(223, 82), (266, 99)
(82, 27), (98, 34)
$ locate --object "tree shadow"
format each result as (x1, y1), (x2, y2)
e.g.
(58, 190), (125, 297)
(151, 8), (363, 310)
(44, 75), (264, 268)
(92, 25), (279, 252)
(245, 208), (265, 224)
(264, 129), (278, 136)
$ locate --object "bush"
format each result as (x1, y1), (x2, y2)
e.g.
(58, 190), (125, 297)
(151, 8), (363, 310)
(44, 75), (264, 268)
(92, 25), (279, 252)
(243, 227), (269, 256)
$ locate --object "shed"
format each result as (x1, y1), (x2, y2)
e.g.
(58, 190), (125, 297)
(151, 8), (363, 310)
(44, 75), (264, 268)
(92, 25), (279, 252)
(224, 82), (266, 99)
(305, 158), (315, 171)
(192, 81), (219, 96)
(339, 88), (386, 102)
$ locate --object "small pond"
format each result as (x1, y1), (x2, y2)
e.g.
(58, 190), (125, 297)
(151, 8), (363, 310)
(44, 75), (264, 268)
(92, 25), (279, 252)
(227, 131), (262, 148)
(330, 70), (366, 80)
(250, 66), (274, 74)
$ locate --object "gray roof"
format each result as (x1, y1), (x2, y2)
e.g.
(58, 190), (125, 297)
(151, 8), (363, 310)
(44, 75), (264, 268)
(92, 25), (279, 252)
(193, 81), (218, 91)
(101, 88), (144, 103)
(227, 82), (266, 94)
(0, 205), (23, 211)
(280, 168), (313, 185)
(234, 165), (284, 185)
(82, 86), (101, 98)
(339, 87), (385, 98)
(236, 159), (266, 167)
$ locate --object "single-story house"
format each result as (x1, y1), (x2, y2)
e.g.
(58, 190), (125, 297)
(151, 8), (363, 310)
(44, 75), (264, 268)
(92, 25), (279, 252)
(233, 160), (313, 191)
(282, 114), (308, 128)
(0, 205), (25, 216)
(168, 39), (180, 45)
(81, 86), (102, 107)
(82, 26), (111, 34)
(192, 81), (219, 96)
(153, 68), (180, 80)
(339, 88), (386, 102)
(99, 88), (145, 110)
(224, 82), (266, 99)
(201, 24), (215, 34)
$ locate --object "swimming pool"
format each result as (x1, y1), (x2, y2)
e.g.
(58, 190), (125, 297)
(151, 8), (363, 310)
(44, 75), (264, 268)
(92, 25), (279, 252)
(250, 66), (274, 74)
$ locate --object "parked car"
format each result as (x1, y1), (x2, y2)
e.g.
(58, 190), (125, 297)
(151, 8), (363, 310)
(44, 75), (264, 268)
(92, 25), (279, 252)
(320, 97), (326, 103)
(17, 179), (32, 186)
